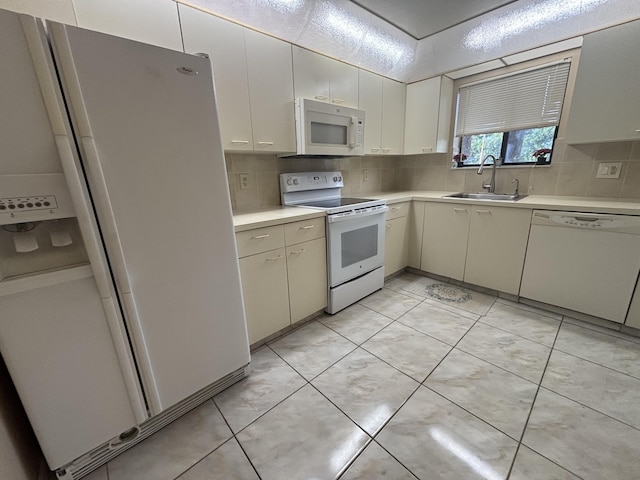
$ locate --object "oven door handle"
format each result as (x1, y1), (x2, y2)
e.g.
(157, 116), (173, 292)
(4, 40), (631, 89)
(327, 206), (388, 223)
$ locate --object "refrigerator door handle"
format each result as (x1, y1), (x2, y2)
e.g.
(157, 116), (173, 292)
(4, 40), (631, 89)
(81, 136), (163, 414)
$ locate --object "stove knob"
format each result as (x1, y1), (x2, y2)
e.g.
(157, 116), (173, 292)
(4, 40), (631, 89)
(333, 176), (338, 182)
(338, 176), (343, 182)
(287, 178), (293, 185)
(293, 179), (299, 185)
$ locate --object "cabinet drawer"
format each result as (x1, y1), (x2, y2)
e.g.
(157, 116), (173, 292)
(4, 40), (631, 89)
(386, 202), (410, 221)
(236, 225), (285, 258)
(285, 218), (326, 246)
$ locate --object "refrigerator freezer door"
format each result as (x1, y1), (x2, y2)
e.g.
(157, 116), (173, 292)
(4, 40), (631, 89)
(0, 267), (138, 469)
(48, 22), (250, 413)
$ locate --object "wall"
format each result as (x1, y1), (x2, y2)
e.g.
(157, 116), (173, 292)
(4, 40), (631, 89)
(395, 139), (640, 197)
(226, 154), (397, 212)
(226, 139), (640, 210)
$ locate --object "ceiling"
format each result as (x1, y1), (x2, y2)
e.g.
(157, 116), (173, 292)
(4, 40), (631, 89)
(351, 0), (518, 40)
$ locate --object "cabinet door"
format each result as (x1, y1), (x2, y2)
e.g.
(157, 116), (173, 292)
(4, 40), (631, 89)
(408, 201), (425, 269)
(565, 19), (640, 144)
(293, 46), (331, 102)
(245, 29), (296, 153)
(73, 0), (182, 51)
(239, 248), (290, 344)
(385, 216), (409, 276)
(381, 78), (406, 154)
(404, 76), (453, 154)
(180, 7), (253, 151)
(421, 203), (470, 280)
(465, 206), (532, 294)
(330, 59), (359, 107)
(358, 70), (383, 154)
(287, 238), (327, 322)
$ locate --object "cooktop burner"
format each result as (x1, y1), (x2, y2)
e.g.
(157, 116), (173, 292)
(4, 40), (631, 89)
(299, 197), (377, 208)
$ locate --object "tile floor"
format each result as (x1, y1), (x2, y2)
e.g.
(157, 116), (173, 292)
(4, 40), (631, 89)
(85, 272), (640, 480)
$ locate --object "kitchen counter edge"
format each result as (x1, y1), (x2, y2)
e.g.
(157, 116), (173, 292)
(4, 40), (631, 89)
(233, 192), (640, 231)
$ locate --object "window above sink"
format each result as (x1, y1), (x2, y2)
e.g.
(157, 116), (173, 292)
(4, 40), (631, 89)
(453, 61), (571, 168)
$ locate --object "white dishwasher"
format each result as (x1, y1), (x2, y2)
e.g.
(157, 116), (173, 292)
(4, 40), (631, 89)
(520, 210), (640, 323)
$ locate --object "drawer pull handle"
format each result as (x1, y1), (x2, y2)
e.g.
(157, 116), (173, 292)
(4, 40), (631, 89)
(454, 208), (467, 213)
(371, 148), (380, 153)
(300, 225), (315, 230)
(331, 98), (344, 104)
(257, 141), (274, 146)
(252, 234), (270, 239)
(266, 255), (283, 261)
(476, 210), (492, 215)
(392, 207), (401, 211)
(315, 95), (328, 101)
(231, 140), (249, 145)
(382, 148), (391, 153)
(386, 224), (392, 229)
(290, 249), (305, 255)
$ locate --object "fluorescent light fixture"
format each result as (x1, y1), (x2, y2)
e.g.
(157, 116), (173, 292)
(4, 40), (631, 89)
(176, 0), (416, 80)
(463, 0), (609, 51)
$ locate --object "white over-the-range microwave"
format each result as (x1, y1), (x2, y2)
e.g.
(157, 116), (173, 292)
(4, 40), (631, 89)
(288, 98), (365, 156)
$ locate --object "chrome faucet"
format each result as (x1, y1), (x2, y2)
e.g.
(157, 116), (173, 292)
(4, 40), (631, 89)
(477, 154), (501, 193)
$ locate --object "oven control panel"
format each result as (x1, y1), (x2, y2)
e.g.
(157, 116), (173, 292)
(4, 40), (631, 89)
(280, 171), (344, 193)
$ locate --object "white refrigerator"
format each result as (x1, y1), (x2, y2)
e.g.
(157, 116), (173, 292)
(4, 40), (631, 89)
(0, 10), (250, 479)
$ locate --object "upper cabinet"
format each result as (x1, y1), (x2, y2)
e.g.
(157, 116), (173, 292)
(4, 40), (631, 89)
(180, 8), (252, 151)
(72, 0), (183, 51)
(404, 76), (453, 155)
(381, 77), (406, 155)
(358, 70), (405, 155)
(293, 46), (359, 107)
(180, 7), (295, 153)
(244, 29), (296, 153)
(564, 19), (640, 144)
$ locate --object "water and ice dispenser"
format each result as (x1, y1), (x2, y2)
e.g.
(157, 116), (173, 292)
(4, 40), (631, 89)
(0, 174), (88, 282)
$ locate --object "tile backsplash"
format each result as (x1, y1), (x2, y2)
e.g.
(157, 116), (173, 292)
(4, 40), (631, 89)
(226, 140), (640, 211)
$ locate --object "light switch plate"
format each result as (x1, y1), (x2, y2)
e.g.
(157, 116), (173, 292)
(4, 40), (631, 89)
(596, 162), (623, 179)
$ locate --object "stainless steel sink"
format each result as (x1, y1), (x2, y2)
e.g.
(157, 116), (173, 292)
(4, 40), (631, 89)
(443, 192), (528, 201)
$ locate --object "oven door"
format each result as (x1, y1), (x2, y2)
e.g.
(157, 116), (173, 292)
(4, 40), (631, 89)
(327, 208), (387, 287)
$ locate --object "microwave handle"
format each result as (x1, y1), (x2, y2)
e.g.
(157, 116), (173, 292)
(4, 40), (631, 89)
(349, 116), (358, 148)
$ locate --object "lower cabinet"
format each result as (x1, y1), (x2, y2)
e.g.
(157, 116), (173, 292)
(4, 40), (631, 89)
(420, 202), (532, 295)
(238, 248), (290, 344)
(626, 284), (640, 329)
(465, 206), (532, 294)
(287, 237), (327, 322)
(236, 218), (327, 344)
(384, 202), (410, 276)
(421, 203), (470, 280)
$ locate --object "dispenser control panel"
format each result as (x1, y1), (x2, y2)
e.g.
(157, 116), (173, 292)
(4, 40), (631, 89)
(0, 174), (75, 225)
(0, 195), (58, 212)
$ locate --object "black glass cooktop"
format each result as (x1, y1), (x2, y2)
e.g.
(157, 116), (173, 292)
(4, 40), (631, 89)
(300, 197), (376, 208)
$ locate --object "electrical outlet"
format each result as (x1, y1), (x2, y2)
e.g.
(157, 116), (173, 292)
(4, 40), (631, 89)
(239, 173), (250, 190)
(363, 169), (369, 182)
(596, 162), (623, 179)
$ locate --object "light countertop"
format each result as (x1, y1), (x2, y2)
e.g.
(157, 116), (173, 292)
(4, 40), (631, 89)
(233, 192), (640, 230)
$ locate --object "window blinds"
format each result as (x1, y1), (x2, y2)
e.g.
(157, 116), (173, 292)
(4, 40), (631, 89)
(455, 61), (571, 137)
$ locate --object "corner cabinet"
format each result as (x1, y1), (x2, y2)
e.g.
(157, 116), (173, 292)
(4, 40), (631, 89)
(565, 19), (640, 144)
(180, 6), (295, 153)
(404, 76), (454, 155)
(420, 202), (532, 295)
(236, 218), (326, 345)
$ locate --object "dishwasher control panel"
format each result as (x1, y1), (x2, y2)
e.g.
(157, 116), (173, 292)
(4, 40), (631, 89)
(532, 210), (640, 234)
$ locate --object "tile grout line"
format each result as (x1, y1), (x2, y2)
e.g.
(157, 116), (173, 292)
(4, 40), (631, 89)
(504, 315), (572, 480)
